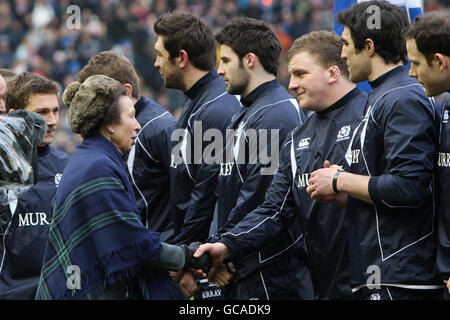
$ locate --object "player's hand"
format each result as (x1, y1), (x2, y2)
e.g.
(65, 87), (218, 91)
(193, 242), (231, 267)
(208, 263), (235, 287)
(180, 242), (212, 275)
(179, 270), (200, 298)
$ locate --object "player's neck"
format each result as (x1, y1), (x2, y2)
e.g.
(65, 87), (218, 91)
(183, 67), (210, 93)
(368, 56), (403, 82)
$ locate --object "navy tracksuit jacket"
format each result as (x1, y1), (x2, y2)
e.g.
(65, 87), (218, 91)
(346, 66), (441, 292)
(218, 87), (367, 299)
(0, 145), (70, 299)
(127, 97), (177, 242)
(209, 79), (312, 300)
(169, 70), (241, 245)
(436, 92), (450, 290)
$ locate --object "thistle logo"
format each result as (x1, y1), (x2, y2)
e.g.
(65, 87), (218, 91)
(54, 173), (62, 187)
(337, 125), (351, 142)
(369, 293), (382, 300)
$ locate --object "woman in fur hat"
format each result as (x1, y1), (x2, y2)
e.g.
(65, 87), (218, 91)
(36, 75), (210, 300)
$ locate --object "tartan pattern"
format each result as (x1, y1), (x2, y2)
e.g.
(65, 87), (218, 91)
(37, 178), (142, 300)
(35, 135), (172, 300)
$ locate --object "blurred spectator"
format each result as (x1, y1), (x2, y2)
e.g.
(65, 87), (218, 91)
(0, 37), (14, 68)
(31, 0), (55, 29)
(240, 0), (264, 20)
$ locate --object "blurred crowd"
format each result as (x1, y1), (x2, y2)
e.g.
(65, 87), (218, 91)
(0, 0), (448, 154)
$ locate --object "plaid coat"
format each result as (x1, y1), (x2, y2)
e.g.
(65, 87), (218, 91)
(36, 134), (173, 300)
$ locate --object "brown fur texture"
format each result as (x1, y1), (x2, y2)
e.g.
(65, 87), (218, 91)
(63, 75), (123, 138)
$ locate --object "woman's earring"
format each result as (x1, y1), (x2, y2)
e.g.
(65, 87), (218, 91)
(110, 129), (114, 134)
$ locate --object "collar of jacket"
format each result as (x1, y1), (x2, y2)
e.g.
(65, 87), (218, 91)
(38, 144), (50, 156)
(368, 65), (405, 89)
(184, 69), (217, 100)
(317, 87), (362, 117)
(240, 79), (278, 108)
(133, 96), (147, 118)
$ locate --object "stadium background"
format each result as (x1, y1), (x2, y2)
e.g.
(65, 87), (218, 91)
(0, 0), (448, 154)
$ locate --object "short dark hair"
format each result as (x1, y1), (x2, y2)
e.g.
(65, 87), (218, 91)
(337, 0), (409, 64)
(154, 11), (216, 71)
(215, 17), (281, 76)
(78, 50), (141, 98)
(6, 72), (58, 112)
(287, 31), (349, 78)
(403, 10), (450, 63)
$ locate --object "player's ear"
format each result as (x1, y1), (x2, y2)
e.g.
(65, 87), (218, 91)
(244, 53), (257, 69)
(123, 84), (133, 98)
(433, 53), (448, 72)
(178, 50), (189, 69)
(328, 65), (340, 84)
(365, 38), (375, 57)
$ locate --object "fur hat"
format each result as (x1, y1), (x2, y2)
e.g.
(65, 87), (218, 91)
(63, 75), (123, 138)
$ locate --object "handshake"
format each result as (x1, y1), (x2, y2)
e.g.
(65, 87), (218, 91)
(172, 242), (234, 298)
(180, 242), (213, 274)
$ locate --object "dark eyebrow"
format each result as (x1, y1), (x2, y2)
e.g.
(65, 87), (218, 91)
(33, 106), (59, 113)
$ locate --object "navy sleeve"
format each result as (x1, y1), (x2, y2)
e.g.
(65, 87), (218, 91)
(218, 106), (300, 234)
(173, 100), (238, 244)
(152, 116), (177, 172)
(172, 163), (220, 244)
(136, 113), (176, 168)
(220, 137), (297, 260)
(437, 95), (450, 280)
(368, 96), (436, 207)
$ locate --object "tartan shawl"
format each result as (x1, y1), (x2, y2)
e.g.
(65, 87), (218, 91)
(35, 135), (173, 300)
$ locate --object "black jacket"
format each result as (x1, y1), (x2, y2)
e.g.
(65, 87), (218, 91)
(127, 97), (177, 242)
(213, 80), (305, 234)
(210, 80), (310, 300)
(346, 66), (441, 289)
(0, 145), (70, 299)
(219, 87), (367, 299)
(436, 93), (450, 282)
(169, 70), (241, 245)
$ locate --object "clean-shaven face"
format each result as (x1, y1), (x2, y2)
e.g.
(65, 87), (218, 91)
(406, 38), (449, 97)
(25, 93), (59, 146)
(341, 27), (369, 83)
(288, 51), (331, 111)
